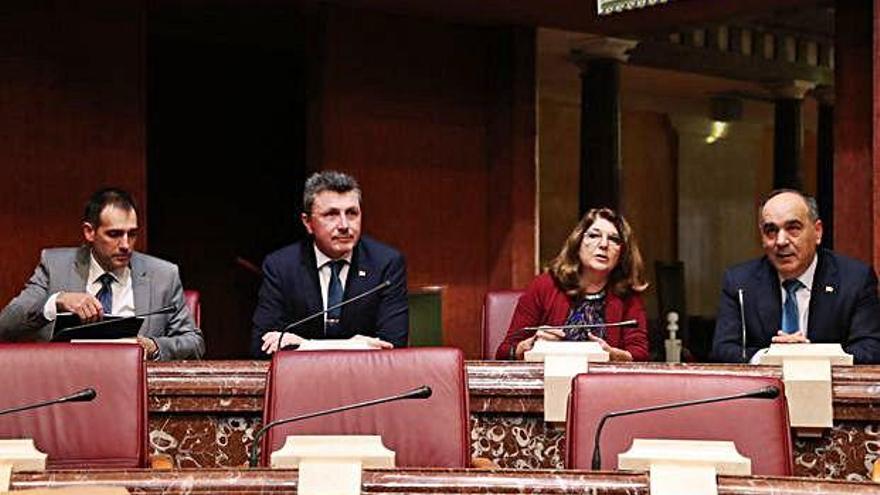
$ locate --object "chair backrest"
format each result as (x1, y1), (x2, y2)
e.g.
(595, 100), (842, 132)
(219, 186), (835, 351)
(184, 289), (201, 327)
(481, 290), (524, 359)
(565, 372), (793, 476)
(262, 347), (469, 467)
(0, 343), (147, 469)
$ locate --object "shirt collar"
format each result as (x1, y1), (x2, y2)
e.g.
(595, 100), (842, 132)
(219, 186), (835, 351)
(313, 244), (353, 270)
(778, 252), (818, 291)
(88, 252), (130, 285)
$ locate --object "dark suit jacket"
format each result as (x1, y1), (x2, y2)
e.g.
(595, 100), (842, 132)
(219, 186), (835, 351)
(712, 249), (880, 364)
(250, 235), (408, 358)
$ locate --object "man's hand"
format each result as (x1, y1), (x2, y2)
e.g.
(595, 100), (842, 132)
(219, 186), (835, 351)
(56, 292), (104, 323)
(515, 326), (565, 360)
(772, 330), (810, 344)
(136, 337), (159, 360)
(351, 335), (393, 349)
(261, 331), (305, 354)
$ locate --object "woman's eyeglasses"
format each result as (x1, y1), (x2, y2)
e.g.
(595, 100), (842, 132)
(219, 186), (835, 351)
(582, 230), (622, 247)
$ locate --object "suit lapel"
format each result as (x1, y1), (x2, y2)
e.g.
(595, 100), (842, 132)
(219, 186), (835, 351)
(343, 242), (369, 318)
(72, 246), (91, 291)
(131, 254), (151, 328)
(808, 251), (837, 340)
(301, 242), (324, 315)
(754, 258), (781, 339)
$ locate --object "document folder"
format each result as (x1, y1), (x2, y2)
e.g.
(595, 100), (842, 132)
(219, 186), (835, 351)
(51, 313), (144, 342)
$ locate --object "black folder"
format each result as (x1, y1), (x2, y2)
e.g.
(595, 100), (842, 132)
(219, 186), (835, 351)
(51, 313), (144, 342)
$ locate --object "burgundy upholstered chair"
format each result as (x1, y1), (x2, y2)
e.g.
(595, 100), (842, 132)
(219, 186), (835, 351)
(481, 290), (524, 359)
(260, 347), (469, 467)
(183, 290), (201, 328)
(565, 372), (793, 476)
(0, 343), (147, 469)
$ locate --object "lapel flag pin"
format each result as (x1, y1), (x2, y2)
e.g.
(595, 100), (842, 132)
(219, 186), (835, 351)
(359, 270), (367, 277)
(825, 286), (834, 293)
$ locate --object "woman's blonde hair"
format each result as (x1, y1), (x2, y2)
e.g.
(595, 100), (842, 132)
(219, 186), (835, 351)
(547, 207), (648, 298)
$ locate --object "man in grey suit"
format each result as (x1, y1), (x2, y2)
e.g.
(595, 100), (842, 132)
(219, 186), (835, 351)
(0, 188), (204, 360)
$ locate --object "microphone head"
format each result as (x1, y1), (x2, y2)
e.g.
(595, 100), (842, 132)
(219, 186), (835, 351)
(754, 386), (780, 399)
(409, 385), (432, 399)
(65, 388), (97, 403)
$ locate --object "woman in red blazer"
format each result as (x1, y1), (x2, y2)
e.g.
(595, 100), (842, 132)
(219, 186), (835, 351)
(496, 208), (649, 361)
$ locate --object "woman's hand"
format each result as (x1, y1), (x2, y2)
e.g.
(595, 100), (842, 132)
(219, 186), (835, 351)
(514, 327), (565, 360)
(588, 333), (633, 362)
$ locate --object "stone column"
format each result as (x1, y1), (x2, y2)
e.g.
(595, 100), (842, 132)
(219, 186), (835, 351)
(571, 37), (638, 214)
(814, 85), (835, 250)
(767, 81), (814, 190)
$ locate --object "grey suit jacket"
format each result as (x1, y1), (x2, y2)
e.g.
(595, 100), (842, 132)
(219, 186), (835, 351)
(0, 246), (205, 360)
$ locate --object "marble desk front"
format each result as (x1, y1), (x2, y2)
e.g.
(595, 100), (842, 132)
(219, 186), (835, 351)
(146, 361), (880, 480)
(10, 468), (879, 495)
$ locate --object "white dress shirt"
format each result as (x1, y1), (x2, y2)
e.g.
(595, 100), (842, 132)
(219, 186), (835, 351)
(777, 253), (818, 335)
(749, 253), (818, 364)
(313, 245), (352, 315)
(43, 253), (135, 319)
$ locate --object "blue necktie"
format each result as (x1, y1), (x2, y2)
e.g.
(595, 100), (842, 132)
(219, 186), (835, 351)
(95, 273), (115, 315)
(325, 260), (345, 335)
(781, 279), (803, 334)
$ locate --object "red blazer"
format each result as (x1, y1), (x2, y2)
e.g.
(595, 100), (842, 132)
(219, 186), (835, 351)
(495, 272), (649, 360)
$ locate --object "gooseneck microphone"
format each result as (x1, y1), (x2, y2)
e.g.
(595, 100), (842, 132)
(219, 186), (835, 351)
(737, 289), (747, 362)
(248, 385), (432, 467)
(0, 388), (97, 417)
(521, 319), (638, 332)
(274, 280), (392, 351)
(590, 386), (780, 470)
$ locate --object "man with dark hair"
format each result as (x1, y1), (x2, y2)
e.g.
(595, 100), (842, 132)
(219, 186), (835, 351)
(0, 188), (205, 360)
(712, 189), (880, 364)
(251, 170), (408, 358)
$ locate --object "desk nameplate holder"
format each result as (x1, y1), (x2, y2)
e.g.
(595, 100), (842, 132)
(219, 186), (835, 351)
(296, 340), (380, 351)
(271, 435), (394, 495)
(758, 343), (852, 433)
(0, 439), (46, 492)
(524, 341), (609, 422)
(618, 439), (751, 495)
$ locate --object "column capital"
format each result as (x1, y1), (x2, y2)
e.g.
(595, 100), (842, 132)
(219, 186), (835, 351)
(811, 85), (835, 106)
(570, 36), (639, 67)
(764, 80), (817, 99)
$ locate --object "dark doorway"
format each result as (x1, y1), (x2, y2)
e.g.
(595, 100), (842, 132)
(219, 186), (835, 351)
(147, 4), (308, 358)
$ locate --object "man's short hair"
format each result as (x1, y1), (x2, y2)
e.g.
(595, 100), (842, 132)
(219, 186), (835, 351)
(761, 188), (820, 222)
(83, 188), (138, 227)
(302, 171), (362, 214)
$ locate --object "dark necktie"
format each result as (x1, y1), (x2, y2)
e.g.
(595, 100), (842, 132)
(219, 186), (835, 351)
(781, 279), (803, 334)
(95, 273), (115, 315)
(325, 260), (345, 335)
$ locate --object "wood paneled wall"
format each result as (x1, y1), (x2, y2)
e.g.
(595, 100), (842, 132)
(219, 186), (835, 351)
(0, 2), (146, 304)
(834, 1), (875, 265)
(311, 6), (536, 357)
(0, 3), (536, 359)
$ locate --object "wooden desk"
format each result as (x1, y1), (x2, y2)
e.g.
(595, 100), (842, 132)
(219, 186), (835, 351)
(147, 361), (880, 480)
(10, 468), (879, 495)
